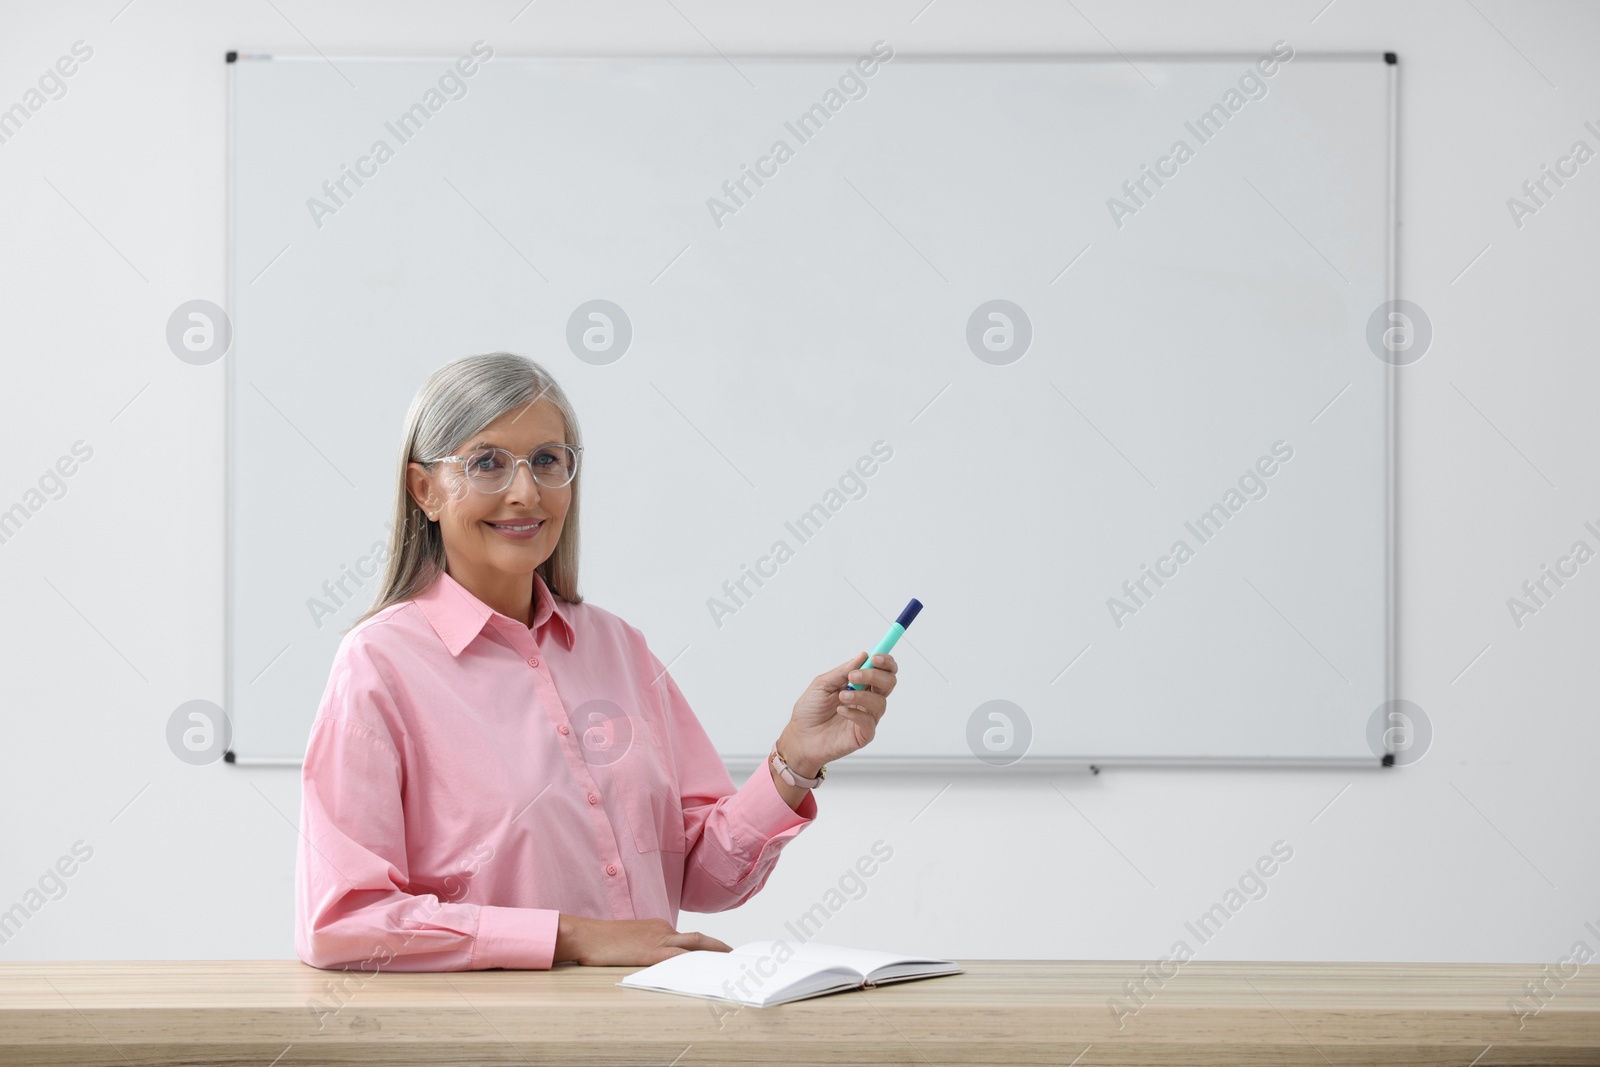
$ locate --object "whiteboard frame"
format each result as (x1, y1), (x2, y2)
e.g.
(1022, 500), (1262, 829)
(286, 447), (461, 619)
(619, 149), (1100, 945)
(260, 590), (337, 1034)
(222, 51), (1399, 773)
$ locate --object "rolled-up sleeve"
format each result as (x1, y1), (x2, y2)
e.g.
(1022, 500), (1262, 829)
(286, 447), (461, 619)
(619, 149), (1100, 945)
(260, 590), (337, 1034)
(644, 650), (818, 914)
(294, 645), (561, 972)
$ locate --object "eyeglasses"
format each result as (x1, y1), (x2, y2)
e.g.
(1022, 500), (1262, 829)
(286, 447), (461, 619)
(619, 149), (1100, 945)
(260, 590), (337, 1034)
(426, 442), (583, 494)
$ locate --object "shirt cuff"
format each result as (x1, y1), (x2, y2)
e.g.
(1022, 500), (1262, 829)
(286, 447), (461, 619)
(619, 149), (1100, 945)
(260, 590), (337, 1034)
(737, 756), (818, 839)
(472, 905), (560, 970)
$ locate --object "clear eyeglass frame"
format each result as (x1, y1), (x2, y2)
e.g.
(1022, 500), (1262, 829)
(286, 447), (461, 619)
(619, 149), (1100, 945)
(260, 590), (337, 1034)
(425, 442), (583, 494)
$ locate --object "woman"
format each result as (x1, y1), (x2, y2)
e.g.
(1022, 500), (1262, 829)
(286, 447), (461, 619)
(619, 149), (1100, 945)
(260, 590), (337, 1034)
(295, 352), (899, 972)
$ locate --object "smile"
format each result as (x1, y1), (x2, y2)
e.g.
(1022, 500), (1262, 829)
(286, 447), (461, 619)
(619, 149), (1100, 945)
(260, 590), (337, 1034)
(485, 520), (544, 539)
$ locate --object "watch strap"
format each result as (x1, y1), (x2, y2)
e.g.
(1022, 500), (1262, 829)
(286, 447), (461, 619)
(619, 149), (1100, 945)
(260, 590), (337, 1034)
(770, 744), (825, 788)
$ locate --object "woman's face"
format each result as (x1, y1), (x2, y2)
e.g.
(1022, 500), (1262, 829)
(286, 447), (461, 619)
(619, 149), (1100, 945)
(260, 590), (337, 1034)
(407, 399), (573, 577)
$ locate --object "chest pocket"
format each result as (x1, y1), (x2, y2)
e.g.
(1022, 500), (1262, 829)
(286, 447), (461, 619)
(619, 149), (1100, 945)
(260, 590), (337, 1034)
(618, 721), (687, 854)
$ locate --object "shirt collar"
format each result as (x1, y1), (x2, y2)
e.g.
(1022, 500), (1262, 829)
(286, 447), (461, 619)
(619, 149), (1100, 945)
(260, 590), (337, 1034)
(412, 567), (577, 657)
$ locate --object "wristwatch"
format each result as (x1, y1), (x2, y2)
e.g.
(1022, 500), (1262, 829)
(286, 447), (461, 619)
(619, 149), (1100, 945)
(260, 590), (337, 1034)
(770, 743), (825, 789)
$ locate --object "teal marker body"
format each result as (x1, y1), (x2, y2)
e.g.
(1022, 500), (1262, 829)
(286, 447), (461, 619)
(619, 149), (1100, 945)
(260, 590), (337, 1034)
(847, 599), (923, 690)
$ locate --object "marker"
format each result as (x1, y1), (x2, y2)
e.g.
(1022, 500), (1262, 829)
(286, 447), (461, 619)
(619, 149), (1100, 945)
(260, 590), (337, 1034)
(847, 598), (922, 690)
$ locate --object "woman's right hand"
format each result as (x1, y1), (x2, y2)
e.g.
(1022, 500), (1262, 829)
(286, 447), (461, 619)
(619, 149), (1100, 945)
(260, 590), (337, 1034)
(554, 914), (731, 967)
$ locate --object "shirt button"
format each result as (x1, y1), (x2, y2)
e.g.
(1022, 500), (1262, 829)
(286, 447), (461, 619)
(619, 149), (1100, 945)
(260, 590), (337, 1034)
(527, 656), (540, 667)
(587, 793), (599, 805)
(557, 724), (570, 736)
(605, 863), (618, 876)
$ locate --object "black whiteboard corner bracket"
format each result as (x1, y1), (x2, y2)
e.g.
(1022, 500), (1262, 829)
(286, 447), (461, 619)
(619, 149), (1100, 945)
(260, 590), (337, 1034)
(1381, 752), (1395, 767)
(1384, 51), (1397, 65)
(227, 50), (238, 63)
(224, 749), (237, 763)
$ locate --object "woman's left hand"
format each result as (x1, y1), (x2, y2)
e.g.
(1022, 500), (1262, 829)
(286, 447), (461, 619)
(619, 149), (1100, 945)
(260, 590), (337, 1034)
(778, 651), (900, 776)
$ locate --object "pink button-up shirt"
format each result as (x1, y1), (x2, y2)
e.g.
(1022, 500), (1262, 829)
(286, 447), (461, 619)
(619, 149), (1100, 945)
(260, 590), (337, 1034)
(295, 567), (817, 972)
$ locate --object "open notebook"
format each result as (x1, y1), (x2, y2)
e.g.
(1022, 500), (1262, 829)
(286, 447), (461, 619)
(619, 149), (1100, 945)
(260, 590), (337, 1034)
(617, 940), (962, 1007)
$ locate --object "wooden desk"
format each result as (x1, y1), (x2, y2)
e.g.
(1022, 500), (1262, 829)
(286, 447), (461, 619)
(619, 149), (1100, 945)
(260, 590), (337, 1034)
(2, 959), (1596, 1066)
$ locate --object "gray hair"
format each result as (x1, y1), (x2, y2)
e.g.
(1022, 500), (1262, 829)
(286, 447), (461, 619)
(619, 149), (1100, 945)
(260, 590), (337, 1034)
(346, 351), (584, 633)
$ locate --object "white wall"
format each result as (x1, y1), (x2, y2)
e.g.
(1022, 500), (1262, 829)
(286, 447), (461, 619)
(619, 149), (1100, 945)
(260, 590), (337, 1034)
(2, 0), (1596, 972)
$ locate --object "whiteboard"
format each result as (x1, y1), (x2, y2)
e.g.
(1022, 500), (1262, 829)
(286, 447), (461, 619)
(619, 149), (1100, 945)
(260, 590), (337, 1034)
(226, 51), (1395, 770)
